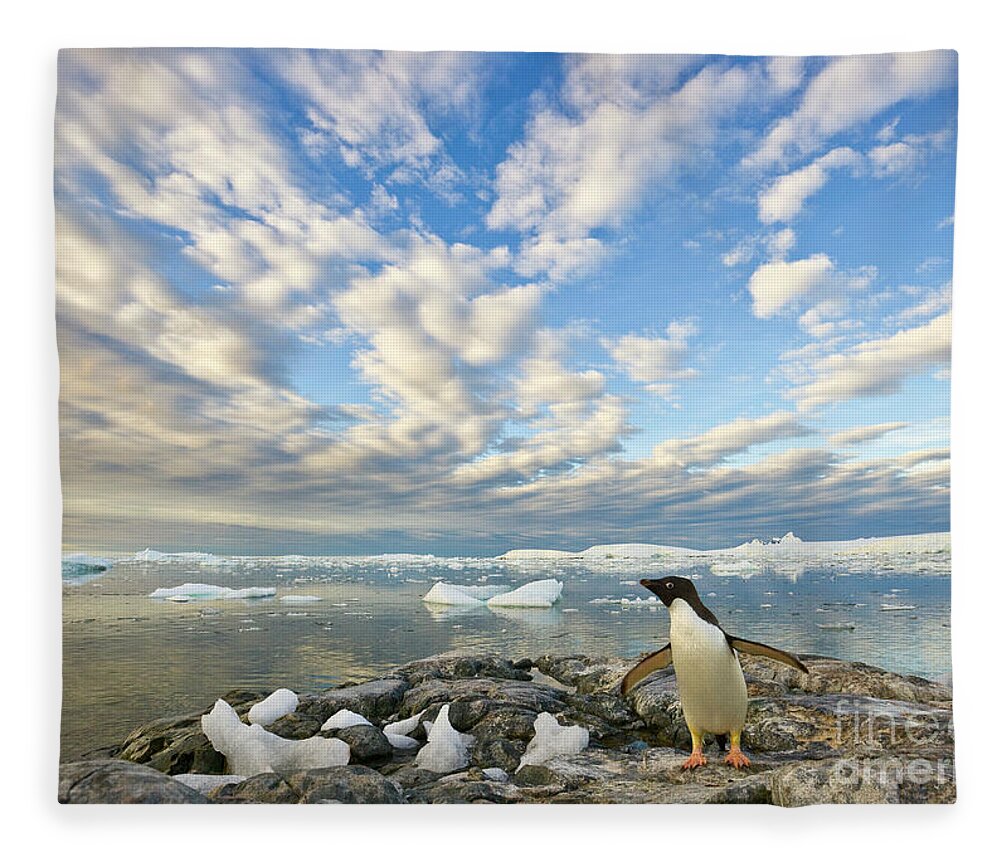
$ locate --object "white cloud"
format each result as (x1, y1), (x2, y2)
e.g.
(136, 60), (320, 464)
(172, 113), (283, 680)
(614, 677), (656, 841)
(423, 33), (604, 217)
(650, 410), (812, 469)
(788, 311), (951, 411)
(828, 422), (908, 446)
(748, 254), (836, 318)
(886, 283), (952, 327)
(602, 320), (698, 395)
(744, 51), (956, 171)
(758, 147), (863, 224)
(487, 57), (754, 281)
(276, 50), (478, 177)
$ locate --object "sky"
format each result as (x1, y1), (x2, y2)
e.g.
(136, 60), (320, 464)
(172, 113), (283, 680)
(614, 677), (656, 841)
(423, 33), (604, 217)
(55, 49), (954, 555)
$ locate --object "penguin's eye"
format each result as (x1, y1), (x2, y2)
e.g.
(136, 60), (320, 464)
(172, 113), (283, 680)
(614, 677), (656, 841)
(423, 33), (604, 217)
(666, 582), (674, 589)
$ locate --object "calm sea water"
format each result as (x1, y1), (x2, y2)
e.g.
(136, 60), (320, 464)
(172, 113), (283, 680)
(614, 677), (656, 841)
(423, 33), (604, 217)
(61, 554), (951, 761)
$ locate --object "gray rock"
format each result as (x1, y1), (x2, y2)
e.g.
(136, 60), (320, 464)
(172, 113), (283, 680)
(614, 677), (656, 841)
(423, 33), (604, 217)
(117, 717), (224, 776)
(265, 712), (322, 740)
(207, 772), (299, 804)
(327, 724), (394, 763)
(406, 771), (516, 803)
(284, 766), (405, 804)
(396, 651), (533, 685)
(470, 737), (524, 773)
(59, 760), (208, 804)
(770, 755), (955, 805)
(298, 678), (409, 723)
(534, 654), (633, 694)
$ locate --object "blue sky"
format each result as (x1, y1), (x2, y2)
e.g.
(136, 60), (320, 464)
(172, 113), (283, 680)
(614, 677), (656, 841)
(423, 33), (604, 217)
(55, 49), (954, 554)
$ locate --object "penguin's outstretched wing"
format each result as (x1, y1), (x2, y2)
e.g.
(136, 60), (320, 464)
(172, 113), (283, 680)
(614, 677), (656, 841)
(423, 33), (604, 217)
(620, 644), (673, 695)
(728, 636), (809, 673)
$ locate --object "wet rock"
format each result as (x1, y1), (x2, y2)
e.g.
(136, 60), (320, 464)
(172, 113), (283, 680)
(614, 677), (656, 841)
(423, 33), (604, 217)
(470, 737), (525, 773)
(59, 760), (208, 804)
(298, 678), (409, 724)
(284, 766), (404, 804)
(534, 654), (633, 694)
(396, 651), (533, 685)
(117, 714), (225, 775)
(265, 712), (322, 740)
(399, 677), (567, 719)
(207, 772), (299, 804)
(407, 772), (515, 804)
(470, 709), (539, 743)
(326, 724), (394, 763)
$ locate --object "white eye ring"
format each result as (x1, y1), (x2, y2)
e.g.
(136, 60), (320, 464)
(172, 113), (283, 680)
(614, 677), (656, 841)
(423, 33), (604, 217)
(666, 582), (674, 589)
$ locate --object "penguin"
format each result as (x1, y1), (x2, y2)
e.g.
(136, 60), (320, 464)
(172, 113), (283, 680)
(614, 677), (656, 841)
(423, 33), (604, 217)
(620, 576), (808, 770)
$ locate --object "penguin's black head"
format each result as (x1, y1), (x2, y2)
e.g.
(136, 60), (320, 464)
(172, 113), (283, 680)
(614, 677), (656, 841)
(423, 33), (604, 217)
(639, 576), (701, 608)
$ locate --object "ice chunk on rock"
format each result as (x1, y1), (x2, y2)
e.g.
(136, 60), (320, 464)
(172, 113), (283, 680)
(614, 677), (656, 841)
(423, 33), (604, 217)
(414, 704), (473, 773)
(247, 689), (299, 725)
(517, 712), (589, 771)
(383, 709), (425, 737)
(422, 582), (510, 605)
(385, 733), (421, 750)
(486, 579), (563, 608)
(173, 774), (246, 793)
(482, 768), (509, 782)
(321, 709), (372, 730)
(149, 583), (276, 600)
(201, 698), (350, 776)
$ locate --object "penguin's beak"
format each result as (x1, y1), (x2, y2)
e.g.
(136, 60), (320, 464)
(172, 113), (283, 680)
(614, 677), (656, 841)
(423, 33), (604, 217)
(639, 578), (653, 588)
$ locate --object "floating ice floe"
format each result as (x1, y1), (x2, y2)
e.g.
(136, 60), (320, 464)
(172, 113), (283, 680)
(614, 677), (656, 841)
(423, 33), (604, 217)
(517, 712), (589, 771)
(247, 689), (299, 726)
(422, 582), (509, 606)
(589, 595), (658, 607)
(880, 604), (918, 612)
(414, 705), (473, 773)
(279, 595), (322, 603)
(817, 622), (856, 631)
(321, 709), (372, 731)
(149, 583), (276, 601)
(201, 698), (350, 776)
(486, 579), (563, 608)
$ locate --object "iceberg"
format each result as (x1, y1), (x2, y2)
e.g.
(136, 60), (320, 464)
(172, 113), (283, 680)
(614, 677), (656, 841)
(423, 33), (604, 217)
(581, 543), (695, 558)
(414, 705), (473, 773)
(201, 698), (350, 776)
(486, 579), (563, 608)
(422, 582), (509, 606)
(247, 689), (299, 726)
(517, 712), (589, 771)
(499, 549), (579, 560)
(321, 709), (372, 731)
(149, 583), (276, 600)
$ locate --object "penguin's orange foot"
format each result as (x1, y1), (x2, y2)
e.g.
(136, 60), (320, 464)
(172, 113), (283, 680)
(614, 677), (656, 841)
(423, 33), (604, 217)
(681, 749), (708, 770)
(724, 748), (751, 769)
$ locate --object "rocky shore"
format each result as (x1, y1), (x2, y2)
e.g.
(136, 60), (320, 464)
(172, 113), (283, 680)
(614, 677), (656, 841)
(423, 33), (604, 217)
(59, 650), (955, 804)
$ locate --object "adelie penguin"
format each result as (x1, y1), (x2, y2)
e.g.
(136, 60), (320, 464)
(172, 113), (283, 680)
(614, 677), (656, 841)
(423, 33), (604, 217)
(620, 576), (808, 770)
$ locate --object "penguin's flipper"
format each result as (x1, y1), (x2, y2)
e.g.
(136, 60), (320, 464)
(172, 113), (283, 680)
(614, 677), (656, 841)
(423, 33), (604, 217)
(729, 636), (809, 673)
(620, 644), (672, 695)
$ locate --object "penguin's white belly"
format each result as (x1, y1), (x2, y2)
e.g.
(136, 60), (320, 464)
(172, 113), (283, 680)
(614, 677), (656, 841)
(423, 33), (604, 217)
(669, 604), (748, 736)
